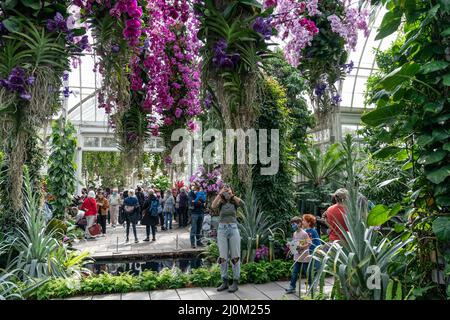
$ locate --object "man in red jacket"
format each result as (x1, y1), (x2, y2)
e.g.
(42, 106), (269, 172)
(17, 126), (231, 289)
(81, 190), (98, 239)
(324, 188), (349, 242)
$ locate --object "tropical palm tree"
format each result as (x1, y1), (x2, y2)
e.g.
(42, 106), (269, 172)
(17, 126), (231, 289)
(294, 143), (344, 188)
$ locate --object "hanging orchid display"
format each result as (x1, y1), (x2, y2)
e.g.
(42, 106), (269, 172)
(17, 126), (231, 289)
(272, 0), (369, 117)
(0, 0), (88, 213)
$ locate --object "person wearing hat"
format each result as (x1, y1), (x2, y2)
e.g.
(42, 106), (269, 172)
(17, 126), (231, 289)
(80, 190), (98, 240)
(324, 188), (349, 242)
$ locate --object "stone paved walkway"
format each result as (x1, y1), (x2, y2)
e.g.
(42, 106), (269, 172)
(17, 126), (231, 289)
(65, 279), (334, 300)
(73, 221), (203, 260)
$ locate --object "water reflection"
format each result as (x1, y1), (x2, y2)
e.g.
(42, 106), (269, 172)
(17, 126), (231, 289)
(87, 258), (204, 275)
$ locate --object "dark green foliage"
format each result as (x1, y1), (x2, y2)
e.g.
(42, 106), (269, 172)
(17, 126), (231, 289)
(47, 121), (77, 219)
(265, 51), (314, 154)
(82, 151), (125, 189)
(32, 259), (292, 299)
(362, 1), (450, 299)
(252, 78), (297, 228)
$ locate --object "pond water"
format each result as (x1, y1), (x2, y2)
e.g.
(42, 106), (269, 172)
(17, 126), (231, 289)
(87, 257), (205, 276)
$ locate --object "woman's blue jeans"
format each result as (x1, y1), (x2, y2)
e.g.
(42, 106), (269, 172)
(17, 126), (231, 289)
(164, 212), (172, 229)
(289, 260), (320, 289)
(217, 223), (241, 280)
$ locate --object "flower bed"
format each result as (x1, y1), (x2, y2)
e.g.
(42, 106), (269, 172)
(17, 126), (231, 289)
(33, 260), (293, 300)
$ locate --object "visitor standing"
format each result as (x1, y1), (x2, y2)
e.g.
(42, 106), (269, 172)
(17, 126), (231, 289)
(189, 184), (205, 248)
(109, 188), (121, 228)
(211, 184), (242, 293)
(136, 186), (145, 208)
(96, 191), (109, 236)
(80, 190), (97, 240)
(123, 189), (139, 243)
(156, 190), (165, 231)
(324, 188), (349, 242)
(178, 187), (188, 228)
(302, 214), (321, 290)
(141, 189), (159, 241)
(174, 188), (180, 223)
(285, 216), (312, 294)
(187, 185), (196, 225)
(163, 190), (175, 230)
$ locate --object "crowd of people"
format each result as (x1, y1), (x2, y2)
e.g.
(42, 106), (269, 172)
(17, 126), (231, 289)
(73, 184), (211, 247)
(71, 181), (369, 294)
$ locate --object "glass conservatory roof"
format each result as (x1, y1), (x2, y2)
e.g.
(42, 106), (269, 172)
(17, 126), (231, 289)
(66, 7), (398, 125)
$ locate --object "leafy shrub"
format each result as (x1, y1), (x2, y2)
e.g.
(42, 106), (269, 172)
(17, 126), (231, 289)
(35, 278), (80, 300)
(169, 268), (189, 289)
(190, 268), (214, 287)
(155, 268), (175, 289)
(265, 260), (291, 281)
(10, 171), (90, 281)
(31, 259), (295, 299)
(201, 240), (219, 264)
(242, 262), (270, 284)
(81, 272), (139, 294)
(139, 270), (158, 290)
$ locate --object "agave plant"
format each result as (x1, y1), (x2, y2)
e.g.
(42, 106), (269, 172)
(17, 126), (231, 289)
(0, 270), (22, 300)
(237, 188), (280, 262)
(309, 135), (413, 300)
(8, 168), (91, 281)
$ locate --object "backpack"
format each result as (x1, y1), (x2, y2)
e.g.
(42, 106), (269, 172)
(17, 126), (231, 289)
(149, 199), (159, 217)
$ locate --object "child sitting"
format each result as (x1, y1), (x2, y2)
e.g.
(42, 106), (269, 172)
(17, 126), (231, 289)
(286, 216), (311, 294)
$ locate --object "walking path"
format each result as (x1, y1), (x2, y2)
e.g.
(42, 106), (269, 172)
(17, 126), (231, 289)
(72, 221), (203, 260)
(65, 279), (334, 300)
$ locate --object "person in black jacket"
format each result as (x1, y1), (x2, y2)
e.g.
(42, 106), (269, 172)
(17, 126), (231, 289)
(123, 189), (140, 243)
(187, 185), (196, 225)
(141, 190), (159, 241)
(178, 187), (189, 228)
(136, 186), (146, 220)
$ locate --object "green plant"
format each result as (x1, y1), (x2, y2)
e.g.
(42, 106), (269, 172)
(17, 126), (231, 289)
(362, 1), (450, 298)
(201, 240), (220, 264)
(47, 120), (77, 219)
(0, 2), (86, 218)
(252, 77), (297, 229)
(82, 151), (125, 189)
(9, 169), (90, 281)
(190, 267), (215, 287)
(139, 270), (158, 291)
(152, 175), (171, 192)
(310, 135), (413, 300)
(30, 258), (298, 300)
(35, 277), (81, 300)
(46, 218), (68, 239)
(0, 270), (21, 300)
(81, 272), (139, 294)
(237, 187), (280, 263)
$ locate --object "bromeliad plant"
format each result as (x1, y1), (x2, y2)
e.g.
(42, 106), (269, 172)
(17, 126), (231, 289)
(8, 168), (91, 283)
(310, 135), (413, 300)
(0, 1), (87, 217)
(237, 187), (281, 263)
